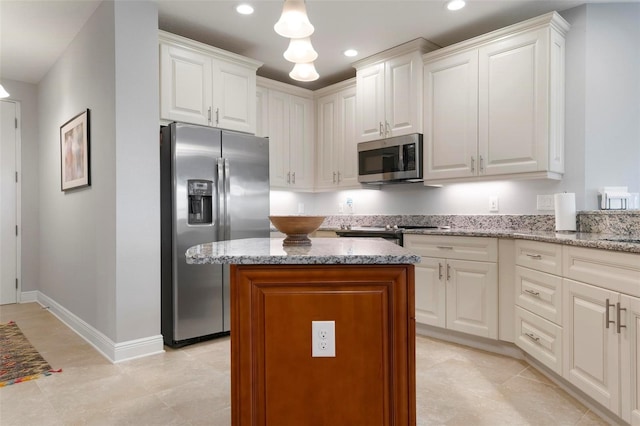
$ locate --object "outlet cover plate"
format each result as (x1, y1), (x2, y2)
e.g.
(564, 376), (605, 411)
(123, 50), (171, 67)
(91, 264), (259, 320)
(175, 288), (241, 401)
(537, 194), (555, 211)
(312, 320), (335, 357)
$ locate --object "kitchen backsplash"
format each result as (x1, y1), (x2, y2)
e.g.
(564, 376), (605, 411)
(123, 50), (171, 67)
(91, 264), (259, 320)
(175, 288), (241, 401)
(322, 211), (640, 236)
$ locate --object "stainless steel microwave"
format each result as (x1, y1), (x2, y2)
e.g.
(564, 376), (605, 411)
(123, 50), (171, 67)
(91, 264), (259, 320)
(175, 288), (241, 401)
(357, 133), (423, 184)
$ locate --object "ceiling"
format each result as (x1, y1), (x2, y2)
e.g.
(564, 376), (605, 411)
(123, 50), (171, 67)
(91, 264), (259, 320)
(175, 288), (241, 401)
(0, 0), (631, 90)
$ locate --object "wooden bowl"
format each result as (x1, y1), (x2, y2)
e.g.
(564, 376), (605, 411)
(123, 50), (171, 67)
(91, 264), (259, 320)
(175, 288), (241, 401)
(270, 215), (326, 246)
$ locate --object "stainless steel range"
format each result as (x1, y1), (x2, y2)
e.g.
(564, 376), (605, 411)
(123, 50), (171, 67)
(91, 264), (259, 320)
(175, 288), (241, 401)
(335, 225), (444, 246)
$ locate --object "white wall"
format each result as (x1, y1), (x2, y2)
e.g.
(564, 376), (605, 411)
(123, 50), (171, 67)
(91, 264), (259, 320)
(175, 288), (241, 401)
(113, 1), (160, 342)
(271, 3), (639, 216)
(36, 0), (159, 345)
(0, 79), (40, 292)
(583, 3), (640, 207)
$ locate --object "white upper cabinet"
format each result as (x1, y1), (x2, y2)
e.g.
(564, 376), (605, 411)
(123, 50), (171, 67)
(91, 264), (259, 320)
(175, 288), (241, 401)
(422, 12), (569, 184)
(258, 78), (315, 191)
(354, 39), (439, 143)
(315, 79), (359, 190)
(159, 31), (262, 134)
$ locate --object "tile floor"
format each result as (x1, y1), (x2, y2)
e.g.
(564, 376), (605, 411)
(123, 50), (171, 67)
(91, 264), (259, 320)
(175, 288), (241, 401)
(1, 302), (609, 425)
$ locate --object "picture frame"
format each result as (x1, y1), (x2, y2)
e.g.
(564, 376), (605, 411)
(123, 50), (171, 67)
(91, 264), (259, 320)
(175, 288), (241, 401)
(60, 109), (90, 191)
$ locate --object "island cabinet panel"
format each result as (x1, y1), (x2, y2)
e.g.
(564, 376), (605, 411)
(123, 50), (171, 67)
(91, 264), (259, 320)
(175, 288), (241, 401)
(230, 264), (416, 426)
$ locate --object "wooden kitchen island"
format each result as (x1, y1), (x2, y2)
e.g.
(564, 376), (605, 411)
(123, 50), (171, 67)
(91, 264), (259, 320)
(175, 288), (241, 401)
(186, 237), (421, 426)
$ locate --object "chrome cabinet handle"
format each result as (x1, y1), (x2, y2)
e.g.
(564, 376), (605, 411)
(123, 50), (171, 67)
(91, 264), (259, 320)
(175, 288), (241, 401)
(208, 107), (212, 124)
(287, 172), (291, 184)
(526, 254), (542, 260)
(446, 264), (451, 281)
(292, 172), (296, 184)
(438, 263), (443, 280)
(379, 122), (384, 136)
(215, 108), (219, 125)
(333, 171), (336, 183)
(479, 155), (484, 173)
(216, 158), (225, 241)
(385, 121), (391, 137)
(525, 332), (540, 342)
(605, 298), (616, 329)
(436, 246), (453, 250)
(471, 156), (475, 173)
(524, 289), (540, 297)
(617, 302), (627, 334)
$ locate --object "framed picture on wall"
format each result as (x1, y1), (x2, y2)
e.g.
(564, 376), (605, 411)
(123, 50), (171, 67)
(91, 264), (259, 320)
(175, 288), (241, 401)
(60, 109), (91, 191)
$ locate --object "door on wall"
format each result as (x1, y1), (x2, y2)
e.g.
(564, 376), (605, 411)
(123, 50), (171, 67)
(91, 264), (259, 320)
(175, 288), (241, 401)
(1, 100), (17, 304)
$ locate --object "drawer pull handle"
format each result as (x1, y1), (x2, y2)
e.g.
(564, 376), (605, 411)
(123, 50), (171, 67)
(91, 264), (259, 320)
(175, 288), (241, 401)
(605, 298), (616, 329)
(446, 264), (451, 281)
(524, 289), (540, 297)
(617, 302), (627, 334)
(438, 263), (443, 280)
(526, 254), (542, 260)
(436, 246), (453, 250)
(525, 332), (540, 342)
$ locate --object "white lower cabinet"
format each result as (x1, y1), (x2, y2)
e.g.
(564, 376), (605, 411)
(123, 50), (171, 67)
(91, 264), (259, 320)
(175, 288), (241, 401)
(563, 278), (621, 412)
(561, 245), (640, 422)
(405, 235), (498, 339)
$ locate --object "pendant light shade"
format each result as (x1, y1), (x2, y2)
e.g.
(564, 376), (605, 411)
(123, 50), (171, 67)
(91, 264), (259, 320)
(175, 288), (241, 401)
(289, 62), (319, 82)
(283, 37), (318, 63)
(0, 84), (9, 99)
(274, 0), (314, 38)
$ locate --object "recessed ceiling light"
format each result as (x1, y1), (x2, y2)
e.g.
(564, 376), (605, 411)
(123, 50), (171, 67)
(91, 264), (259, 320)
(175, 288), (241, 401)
(343, 49), (358, 57)
(446, 0), (466, 11)
(236, 4), (254, 15)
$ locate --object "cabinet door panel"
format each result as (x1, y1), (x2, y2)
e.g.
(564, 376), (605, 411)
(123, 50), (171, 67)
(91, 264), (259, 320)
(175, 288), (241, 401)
(337, 86), (358, 187)
(288, 95), (314, 189)
(415, 257), (446, 328)
(446, 259), (498, 338)
(478, 29), (548, 175)
(315, 94), (337, 189)
(563, 278), (620, 413)
(267, 90), (290, 188)
(356, 64), (385, 142)
(160, 44), (212, 125)
(621, 294), (640, 424)
(213, 60), (256, 133)
(385, 53), (421, 137)
(423, 51), (478, 180)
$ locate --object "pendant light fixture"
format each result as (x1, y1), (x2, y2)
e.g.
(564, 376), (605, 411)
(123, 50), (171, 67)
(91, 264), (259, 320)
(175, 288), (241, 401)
(0, 84), (9, 99)
(274, 0), (314, 39)
(289, 62), (319, 82)
(283, 37), (318, 63)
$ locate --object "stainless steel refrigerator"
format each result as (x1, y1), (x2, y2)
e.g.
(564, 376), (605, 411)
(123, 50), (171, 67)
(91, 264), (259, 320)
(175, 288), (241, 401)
(160, 122), (269, 347)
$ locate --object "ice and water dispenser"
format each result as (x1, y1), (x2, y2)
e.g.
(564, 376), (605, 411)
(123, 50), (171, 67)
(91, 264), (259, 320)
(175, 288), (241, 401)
(187, 179), (213, 225)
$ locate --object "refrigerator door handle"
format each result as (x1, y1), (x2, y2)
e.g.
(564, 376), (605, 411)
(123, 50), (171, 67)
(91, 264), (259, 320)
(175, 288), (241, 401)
(217, 158), (225, 242)
(224, 158), (231, 241)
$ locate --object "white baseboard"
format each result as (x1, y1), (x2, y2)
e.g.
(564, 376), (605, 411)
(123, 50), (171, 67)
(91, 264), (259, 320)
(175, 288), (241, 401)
(29, 291), (164, 364)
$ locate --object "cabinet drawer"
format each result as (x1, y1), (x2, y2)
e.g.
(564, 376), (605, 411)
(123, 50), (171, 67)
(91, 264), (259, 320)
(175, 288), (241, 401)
(563, 246), (640, 297)
(515, 306), (563, 375)
(515, 266), (562, 325)
(515, 240), (562, 275)
(403, 235), (497, 262)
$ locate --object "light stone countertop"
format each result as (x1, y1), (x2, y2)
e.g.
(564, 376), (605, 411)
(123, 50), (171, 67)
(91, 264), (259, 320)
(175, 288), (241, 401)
(185, 237), (422, 265)
(402, 229), (640, 254)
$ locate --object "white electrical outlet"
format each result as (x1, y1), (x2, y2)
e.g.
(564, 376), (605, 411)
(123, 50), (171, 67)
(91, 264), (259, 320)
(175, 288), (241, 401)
(312, 320), (335, 357)
(489, 196), (499, 212)
(537, 194), (555, 211)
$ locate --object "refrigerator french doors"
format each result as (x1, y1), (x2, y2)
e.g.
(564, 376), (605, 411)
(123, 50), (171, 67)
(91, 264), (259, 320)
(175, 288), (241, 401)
(160, 122), (269, 347)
